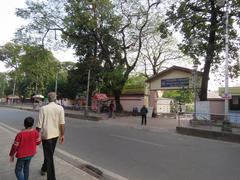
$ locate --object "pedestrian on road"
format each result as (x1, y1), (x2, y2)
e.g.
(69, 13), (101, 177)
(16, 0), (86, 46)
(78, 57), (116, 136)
(9, 116), (41, 180)
(108, 100), (115, 118)
(140, 105), (148, 125)
(36, 92), (65, 180)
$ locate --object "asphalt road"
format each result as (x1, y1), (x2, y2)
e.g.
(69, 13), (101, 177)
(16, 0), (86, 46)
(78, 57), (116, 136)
(1, 107), (240, 180)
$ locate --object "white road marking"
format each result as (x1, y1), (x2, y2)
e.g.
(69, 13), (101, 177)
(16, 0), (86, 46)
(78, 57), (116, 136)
(110, 134), (166, 148)
(0, 122), (128, 180)
(0, 122), (19, 133)
(0, 124), (16, 134)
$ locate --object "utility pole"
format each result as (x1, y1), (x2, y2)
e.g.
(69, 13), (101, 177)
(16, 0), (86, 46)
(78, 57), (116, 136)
(216, 0), (231, 132)
(35, 76), (38, 95)
(2, 82), (5, 98)
(84, 69), (91, 116)
(55, 72), (58, 95)
(2, 74), (5, 98)
(193, 62), (198, 120)
(224, 0), (229, 122)
(13, 76), (16, 96)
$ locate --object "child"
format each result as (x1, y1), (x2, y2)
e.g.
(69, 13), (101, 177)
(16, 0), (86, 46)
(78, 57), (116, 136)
(9, 116), (41, 180)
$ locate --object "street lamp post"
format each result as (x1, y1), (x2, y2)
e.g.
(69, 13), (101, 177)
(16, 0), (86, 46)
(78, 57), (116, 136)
(55, 64), (62, 95)
(35, 75), (38, 95)
(191, 38), (199, 121)
(84, 69), (91, 116)
(193, 62), (198, 120)
(1, 74), (5, 98)
(216, 0), (231, 131)
(55, 71), (58, 95)
(224, 0), (229, 122)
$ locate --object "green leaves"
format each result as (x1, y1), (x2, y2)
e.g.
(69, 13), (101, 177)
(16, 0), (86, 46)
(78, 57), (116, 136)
(20, 45), (59, 94)
(0, 43), (61, 96)
(163, 89), (193, 104)
(0, 42), (22, 69)
(122, 73), (146, 94)
(166, 0), (240, 100)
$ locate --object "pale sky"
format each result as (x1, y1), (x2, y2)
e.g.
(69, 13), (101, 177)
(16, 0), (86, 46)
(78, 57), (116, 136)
(0, 0), (239, 91)
(0, 0), (76, 73)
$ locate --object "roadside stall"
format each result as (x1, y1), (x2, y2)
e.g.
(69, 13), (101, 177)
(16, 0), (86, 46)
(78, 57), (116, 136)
(91, 93), (109, 113)
(32, 94), (44, 109)
(7, 95), (20, 104)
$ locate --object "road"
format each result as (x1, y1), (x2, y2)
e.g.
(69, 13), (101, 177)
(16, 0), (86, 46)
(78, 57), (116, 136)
(1, 107), (240, 180)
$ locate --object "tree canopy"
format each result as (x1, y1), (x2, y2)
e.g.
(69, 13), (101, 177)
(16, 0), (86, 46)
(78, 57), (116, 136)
(15, 0), (165, 112)
(165, 0), (240, 100)
(20, 45), (59, 95)
(0, 43), (61, 97)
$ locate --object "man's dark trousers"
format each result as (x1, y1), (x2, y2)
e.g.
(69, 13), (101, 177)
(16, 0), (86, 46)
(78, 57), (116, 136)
(41, 137), (58, 180)
(141, 115), (147, 125)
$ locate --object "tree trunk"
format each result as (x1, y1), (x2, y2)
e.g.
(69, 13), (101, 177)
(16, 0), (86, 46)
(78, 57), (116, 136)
(200, 59), (211, 101)
(199, 4), (217, 101)
(113, 89), (123, 112)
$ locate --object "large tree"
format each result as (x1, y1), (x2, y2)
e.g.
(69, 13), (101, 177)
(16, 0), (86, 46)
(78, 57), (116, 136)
(67, 58), (104, 100)
(15, 0), (162, 112)
(0, 73), (7, 97)
(19, 45), (59, 96)
(0, 42), (23, 96)
(0, 42), (60, 97)
(46, 61), (75, 99)
(140, 34), (184, 77)
(165, 0), (240, 101)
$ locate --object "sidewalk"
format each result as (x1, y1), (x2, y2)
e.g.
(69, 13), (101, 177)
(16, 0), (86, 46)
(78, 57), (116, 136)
(0, 124), (97, 180)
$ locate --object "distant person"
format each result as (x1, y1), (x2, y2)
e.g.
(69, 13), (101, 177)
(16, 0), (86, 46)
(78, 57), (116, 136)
(140, 105), (148, 125)
(109, 100), (115, 118)
(9, 116), (41, 180)
(36, 92), (65, 180)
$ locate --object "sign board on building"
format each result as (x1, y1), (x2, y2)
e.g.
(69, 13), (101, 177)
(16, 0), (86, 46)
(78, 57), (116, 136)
(221, 93), (232, 100)
(161, 78), (189, 88)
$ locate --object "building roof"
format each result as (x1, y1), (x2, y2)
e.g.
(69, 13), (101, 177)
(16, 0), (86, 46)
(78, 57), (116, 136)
(146, 65), (203, 83)
(219, 87), (240, 96)
(7, 95), (20, 99)
(207, 91), (222, 99)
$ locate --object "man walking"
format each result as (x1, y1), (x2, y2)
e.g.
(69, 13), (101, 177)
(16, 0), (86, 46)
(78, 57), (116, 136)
(36, 92), (65, 180)
(140, 105), (148, 125)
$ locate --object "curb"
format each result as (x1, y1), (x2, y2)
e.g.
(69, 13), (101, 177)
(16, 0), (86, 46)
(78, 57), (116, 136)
(176, 126), (240, 143)
(65, 113), (101, 121)
(0, 105), (101, 121)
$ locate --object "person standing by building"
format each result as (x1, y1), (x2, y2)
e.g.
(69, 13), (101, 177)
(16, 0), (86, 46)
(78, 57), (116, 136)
(9, 116), (41, 180)
(140, 105), (148, 125)
(109, 100), (115, 118)
(36, 92), (65, 180)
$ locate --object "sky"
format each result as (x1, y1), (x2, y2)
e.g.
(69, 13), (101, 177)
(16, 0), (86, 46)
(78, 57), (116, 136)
(0, 0), (239, 91)
(0, 0), (76, 73)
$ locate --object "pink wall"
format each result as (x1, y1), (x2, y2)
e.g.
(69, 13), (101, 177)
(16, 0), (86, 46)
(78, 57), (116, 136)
(120, 97), (144, 112)
(109, 95), (144, 112)
(209, 100), (224, 115)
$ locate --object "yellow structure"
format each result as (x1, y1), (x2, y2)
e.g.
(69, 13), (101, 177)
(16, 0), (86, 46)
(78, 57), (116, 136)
(219, 87), (240, 111)
(145, 66), (203, 114)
